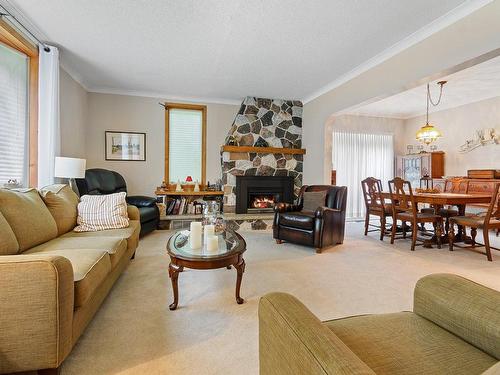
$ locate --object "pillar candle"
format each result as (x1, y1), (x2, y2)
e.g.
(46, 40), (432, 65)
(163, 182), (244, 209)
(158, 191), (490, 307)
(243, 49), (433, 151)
(204, 224), (215, 242)
(189, 222), (202, 249)
(206, 235), (219, 253)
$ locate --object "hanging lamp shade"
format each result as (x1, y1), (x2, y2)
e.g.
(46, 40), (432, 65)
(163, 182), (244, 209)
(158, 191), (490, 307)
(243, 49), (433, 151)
(416, 122), (442, 145)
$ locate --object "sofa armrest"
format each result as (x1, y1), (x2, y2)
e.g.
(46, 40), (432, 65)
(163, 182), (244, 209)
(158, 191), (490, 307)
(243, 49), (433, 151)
(414, 273), (500, 359)
(274, 202), (300, 213)
(127, 204), (141, 221)
(314, 206), (341, 219)
(482, 362), (500, 375)
(126, 195), (157, 207)
(259, 292), (375, 375)
(0, 255), (74, 373)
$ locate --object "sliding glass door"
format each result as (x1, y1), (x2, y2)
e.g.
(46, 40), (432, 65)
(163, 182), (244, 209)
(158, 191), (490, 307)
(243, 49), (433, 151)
(332, 131), (394, 219)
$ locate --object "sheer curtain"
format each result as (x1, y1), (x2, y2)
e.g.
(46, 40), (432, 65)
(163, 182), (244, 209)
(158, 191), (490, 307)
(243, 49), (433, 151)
(38, 45), (60, 187)
(332, 131), (394, 219)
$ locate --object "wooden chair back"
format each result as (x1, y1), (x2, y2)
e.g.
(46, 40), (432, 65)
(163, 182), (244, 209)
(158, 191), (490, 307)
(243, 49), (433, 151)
(484, 183), (500, 224)
(361, 177), (385, 212)
(388, 177), (417, 216)
(444, 177), (469, 193)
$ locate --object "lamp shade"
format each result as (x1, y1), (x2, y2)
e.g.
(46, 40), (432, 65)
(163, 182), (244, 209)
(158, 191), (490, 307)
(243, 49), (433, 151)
(54, 157), (86, 178)
(416, 123), (442, 145)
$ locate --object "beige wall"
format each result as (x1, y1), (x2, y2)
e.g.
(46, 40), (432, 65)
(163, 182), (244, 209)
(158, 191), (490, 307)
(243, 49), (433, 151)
(85, 93), (238, 196)
(302, 0), (500, 185)
(402, 96), (500, 176)
(59, 67), (87, 158)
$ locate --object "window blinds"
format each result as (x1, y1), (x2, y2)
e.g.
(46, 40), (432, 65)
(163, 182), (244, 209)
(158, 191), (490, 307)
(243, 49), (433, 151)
(0, 43), (29, 186)
(168, 108), (202, 183)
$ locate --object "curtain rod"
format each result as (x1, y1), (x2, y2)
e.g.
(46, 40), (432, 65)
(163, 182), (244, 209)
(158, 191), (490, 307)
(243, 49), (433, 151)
(0, 6), (50, 52)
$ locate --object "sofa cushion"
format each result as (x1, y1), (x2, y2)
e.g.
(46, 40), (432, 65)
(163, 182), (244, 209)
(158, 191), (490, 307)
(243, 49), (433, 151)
(26, 248), (111, 308)
(280, 211), (315, 230)
(0, 188), (58, 251)
(40, 184), (79, 235)
(0, 211), (19, 255)
(63, 220), (140, 252)
(25, 236), (128, 269)
(324, 312), (497, 375)
(302, 191), (327, 211)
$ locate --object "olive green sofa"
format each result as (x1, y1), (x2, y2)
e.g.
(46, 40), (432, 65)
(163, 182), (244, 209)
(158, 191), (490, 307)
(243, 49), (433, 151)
(0, 185), (140, 374)
(259, 274), (500, 375)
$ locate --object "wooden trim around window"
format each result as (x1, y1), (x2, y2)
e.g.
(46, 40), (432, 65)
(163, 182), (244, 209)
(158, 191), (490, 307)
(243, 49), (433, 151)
(0, 19), (39, 187)
(164, 103), (207, 185)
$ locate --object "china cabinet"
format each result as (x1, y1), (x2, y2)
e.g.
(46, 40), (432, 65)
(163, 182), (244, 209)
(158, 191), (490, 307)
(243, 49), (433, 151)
(395, 152), (444, 188)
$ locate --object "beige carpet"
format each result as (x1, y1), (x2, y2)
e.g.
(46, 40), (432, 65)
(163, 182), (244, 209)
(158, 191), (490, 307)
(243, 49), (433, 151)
(61, 222), (500, 374)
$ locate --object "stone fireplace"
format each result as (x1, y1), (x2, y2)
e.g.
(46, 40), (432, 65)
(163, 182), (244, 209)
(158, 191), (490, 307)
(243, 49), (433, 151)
(221, 96), (304, 213)
(235, 176), (294, 214)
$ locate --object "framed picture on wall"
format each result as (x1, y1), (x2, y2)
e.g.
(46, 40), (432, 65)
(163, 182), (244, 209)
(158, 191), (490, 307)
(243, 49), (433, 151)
(105, 131), (146, 161)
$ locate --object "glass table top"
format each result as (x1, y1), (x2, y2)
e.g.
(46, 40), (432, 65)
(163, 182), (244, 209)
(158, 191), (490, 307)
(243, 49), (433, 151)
(167, 229), (245, 260)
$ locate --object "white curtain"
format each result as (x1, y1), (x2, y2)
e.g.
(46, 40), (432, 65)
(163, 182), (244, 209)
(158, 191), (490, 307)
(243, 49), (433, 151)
(332, 131), (394, 219)
(38, 45), (60, 187)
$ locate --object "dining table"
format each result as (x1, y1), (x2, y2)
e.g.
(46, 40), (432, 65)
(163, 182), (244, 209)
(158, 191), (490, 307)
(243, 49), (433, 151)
(378, 191), (492, 244)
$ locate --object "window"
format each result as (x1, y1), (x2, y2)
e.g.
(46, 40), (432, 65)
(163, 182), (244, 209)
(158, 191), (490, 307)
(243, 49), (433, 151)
(0, 43), (28, 185)
(332, 131), (394, 219)
(165, 103), (206, 184)
(0, 19), (38, 187)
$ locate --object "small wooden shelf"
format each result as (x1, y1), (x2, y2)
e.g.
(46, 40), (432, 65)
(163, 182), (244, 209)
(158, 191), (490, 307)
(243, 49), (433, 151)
(221, 145), (306, 155)
(155, 190), (224, 196)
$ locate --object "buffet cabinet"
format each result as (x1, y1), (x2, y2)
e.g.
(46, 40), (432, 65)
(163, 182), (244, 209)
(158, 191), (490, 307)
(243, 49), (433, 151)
(395, 152), (445, 188)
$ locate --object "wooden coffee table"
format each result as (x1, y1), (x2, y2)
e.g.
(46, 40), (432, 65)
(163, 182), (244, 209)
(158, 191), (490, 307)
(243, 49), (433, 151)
(166, 229), (246, 310)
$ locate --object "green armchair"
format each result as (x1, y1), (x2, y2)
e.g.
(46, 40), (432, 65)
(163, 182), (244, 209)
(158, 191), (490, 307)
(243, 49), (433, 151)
(259, 274), (500, 375)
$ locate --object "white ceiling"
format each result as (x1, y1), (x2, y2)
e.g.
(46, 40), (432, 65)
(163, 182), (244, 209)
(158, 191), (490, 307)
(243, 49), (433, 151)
(2, 0), (487, 103)
(346, 55), (500, 119)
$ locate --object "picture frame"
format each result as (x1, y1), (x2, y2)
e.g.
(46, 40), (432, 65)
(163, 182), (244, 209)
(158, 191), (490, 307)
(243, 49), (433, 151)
(105, 131), (146, 161)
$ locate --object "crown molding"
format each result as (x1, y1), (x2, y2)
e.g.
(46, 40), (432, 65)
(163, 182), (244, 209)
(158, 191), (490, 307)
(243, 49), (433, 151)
(301, 0), (493, 104)
(86, 86), (242, 106)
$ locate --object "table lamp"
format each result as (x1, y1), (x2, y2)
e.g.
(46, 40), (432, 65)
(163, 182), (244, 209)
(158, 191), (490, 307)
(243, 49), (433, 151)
(54, 157), (86, 195)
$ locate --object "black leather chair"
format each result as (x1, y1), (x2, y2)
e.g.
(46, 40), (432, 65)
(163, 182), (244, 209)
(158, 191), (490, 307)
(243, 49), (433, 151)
(273, 185), (347, 253)
(75, 168), (159, 236)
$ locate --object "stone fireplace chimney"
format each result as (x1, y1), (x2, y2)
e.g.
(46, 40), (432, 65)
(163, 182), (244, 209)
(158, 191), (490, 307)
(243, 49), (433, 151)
(221, 96), (304, 213)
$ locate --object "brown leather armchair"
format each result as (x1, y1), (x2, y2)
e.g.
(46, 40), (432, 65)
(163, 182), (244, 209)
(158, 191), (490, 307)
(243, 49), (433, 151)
(273, 185), (347, 253)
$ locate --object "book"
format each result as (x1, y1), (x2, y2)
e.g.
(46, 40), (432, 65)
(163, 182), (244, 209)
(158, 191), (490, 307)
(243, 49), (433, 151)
(167, 199), (176, 215)
(173, 199), (181, 215)
(179, 198), (185, 215)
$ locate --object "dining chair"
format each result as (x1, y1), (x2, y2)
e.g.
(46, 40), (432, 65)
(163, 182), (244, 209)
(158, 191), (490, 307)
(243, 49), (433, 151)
(388, 177), (444, 251)
(448, 183), (500, 261)
(361, 177), (392, 240)
(439, 178), (469, 234)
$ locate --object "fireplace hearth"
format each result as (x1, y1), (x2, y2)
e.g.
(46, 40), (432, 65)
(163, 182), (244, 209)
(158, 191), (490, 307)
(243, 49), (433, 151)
(235, 176), (294, 214)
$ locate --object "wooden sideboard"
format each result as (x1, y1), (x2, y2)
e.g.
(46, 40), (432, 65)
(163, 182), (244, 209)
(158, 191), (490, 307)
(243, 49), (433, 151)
(431, 176), (498, 209)
(395, 152), (445, 188)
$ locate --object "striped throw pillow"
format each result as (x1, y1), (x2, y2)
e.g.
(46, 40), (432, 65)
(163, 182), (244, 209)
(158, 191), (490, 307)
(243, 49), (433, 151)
(74, 192), (129, 232)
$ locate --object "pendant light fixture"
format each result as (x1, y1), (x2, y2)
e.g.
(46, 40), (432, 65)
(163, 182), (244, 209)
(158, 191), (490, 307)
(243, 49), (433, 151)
(416, 81), (446, 145)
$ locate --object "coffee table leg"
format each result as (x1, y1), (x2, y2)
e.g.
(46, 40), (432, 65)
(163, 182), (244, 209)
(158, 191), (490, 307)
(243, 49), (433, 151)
(168, 263), (181, 310)
(234, 258), (245, 304)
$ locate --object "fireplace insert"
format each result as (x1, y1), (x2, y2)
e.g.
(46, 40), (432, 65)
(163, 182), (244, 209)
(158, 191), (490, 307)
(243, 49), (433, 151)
(235, 176), (294, 214)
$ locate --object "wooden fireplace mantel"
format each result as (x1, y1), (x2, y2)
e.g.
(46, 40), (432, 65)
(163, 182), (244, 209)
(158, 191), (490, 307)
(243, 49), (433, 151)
(221, 145), (306, 155)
